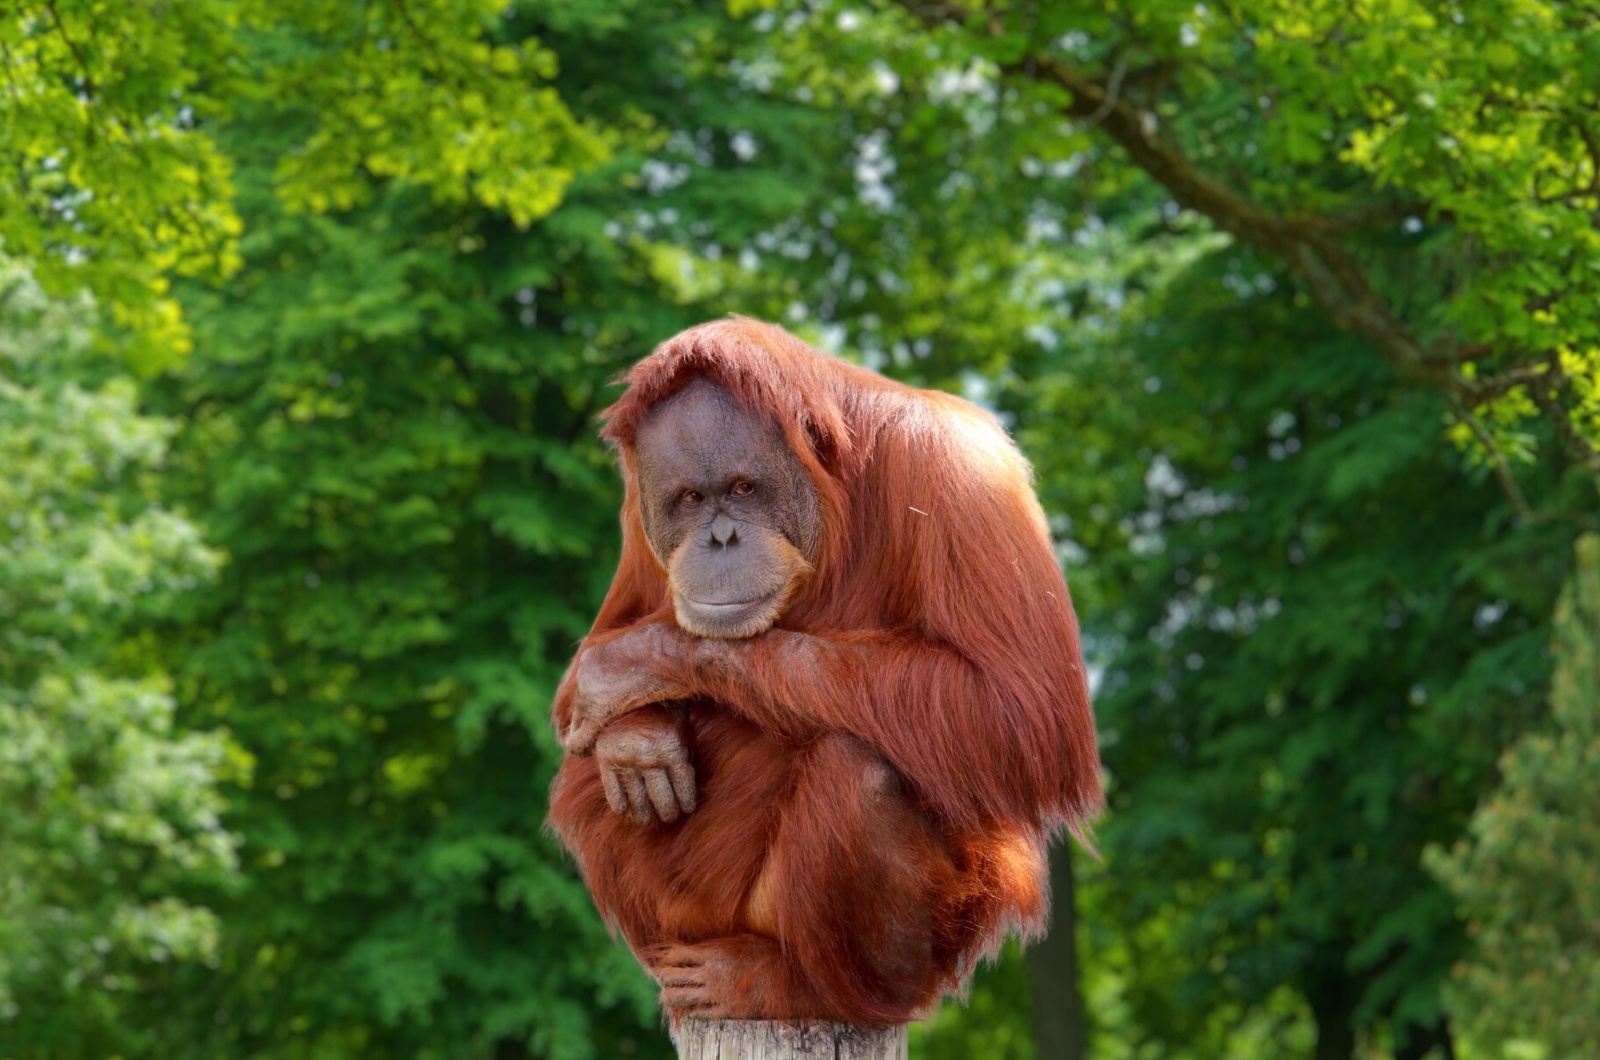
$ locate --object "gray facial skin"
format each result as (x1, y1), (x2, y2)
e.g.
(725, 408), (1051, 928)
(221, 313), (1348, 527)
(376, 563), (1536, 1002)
(634, 379), (821, 639)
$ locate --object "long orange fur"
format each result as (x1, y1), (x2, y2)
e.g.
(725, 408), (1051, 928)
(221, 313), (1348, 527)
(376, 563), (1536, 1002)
(548, 317), (1101, 1025)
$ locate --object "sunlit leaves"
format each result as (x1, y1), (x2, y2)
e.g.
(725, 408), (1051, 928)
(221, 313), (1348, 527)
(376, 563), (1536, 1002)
(1238, 0), (1600, 473)
(0, 0), (609, 370)
(262, 0), (610, 225)
(0, 2), (243, 371)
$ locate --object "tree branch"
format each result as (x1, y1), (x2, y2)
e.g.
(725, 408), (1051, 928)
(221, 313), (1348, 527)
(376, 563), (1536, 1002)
(1532, 352), (1600, 476)
(1459, 365), (1550, 406)
(1447, 394), (1536, 525)
(1040, 56), (1439, 375)
(897, 0), (1453, 390)
(42, 0), (95, 98)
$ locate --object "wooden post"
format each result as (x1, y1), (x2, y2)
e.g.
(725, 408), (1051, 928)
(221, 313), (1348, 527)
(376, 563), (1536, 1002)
(673, 1020), (908, 1060)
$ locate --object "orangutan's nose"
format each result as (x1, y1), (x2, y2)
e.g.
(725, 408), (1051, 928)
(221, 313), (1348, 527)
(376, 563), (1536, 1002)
(708, 514), (739, 548)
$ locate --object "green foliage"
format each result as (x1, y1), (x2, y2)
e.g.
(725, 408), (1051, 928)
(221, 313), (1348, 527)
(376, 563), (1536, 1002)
(864, 0), (1600, 511)
(0, 0), (604, 371)
(911, 944), (1036, 1060)
(0, 260), (236, 1057)
(1225, 0), (1600, 479)
(1427, 535), (1600, 1058)
(1019, 233), (1570, 1055)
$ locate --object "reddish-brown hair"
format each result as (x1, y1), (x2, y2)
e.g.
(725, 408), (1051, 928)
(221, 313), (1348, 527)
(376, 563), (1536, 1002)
(550, 316), (1101, 1022)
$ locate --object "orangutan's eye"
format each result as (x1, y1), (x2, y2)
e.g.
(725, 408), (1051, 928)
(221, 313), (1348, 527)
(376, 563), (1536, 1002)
(730, 481), (755, 497)
(682, 490), (704, 505)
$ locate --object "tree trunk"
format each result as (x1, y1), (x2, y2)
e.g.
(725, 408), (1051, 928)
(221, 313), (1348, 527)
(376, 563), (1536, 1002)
(1028, 841), (1088, 1060)
(1396, 1019), (1455, 1060)
(1312, 1014), (1355, 1060)
(1308, 966), (1357, 1060)
(673, 1021), (907, 1059)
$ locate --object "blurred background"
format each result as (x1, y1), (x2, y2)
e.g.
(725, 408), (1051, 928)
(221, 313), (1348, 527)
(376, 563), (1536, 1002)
(2, 1), (1596, 1058)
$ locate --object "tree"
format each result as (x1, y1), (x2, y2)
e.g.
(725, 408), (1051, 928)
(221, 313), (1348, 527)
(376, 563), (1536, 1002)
(0, 260), (236, 1058)
(0, 0), (604, 371)
(1428, 534), (1600, 1057)
(890, 0), (1600, 510)
(1008, 220), (1579, 1057)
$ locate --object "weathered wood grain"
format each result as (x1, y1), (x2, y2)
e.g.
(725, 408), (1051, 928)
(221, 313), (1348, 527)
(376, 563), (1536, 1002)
(673, 1020), (908, 1060)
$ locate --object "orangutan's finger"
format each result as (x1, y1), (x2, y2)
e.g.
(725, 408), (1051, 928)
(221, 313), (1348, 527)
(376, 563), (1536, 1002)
(621, 769), (652, 826)
(666, 758), (697, 816)
(600, 764), (627, 815)
(642, 767), (680, 823)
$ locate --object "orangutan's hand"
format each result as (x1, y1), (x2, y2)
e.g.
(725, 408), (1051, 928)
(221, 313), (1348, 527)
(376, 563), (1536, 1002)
(594, 704), (696, 825)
